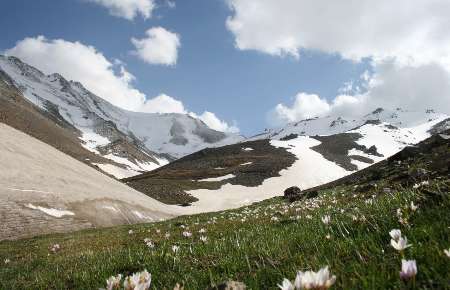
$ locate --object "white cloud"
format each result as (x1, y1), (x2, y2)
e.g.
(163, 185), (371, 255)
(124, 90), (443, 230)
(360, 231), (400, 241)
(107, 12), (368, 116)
(271, 61), (450, 124)
(131, 27), (180, 66)
(191, 111), (240, 133)
(5, 36), (238, 133)
(86, 0), (155, 20)
(226, 1), (450, 124)
(226, 0), (450, 68)
(140, 94), (186, 113)
(6, 35), (147, 111)
(273, 93), (330, 123)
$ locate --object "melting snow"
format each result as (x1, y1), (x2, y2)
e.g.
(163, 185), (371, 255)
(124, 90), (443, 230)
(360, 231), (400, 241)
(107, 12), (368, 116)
(79, 130), (110, 153)
(185, 137), (349, 213)
(198, 174), (236, 182)
(25, 204), (75, 218)
(350, 159), (372, 170)
(133, 211), (154, 220)
(102, 205), (119, 212)
(240, 162), (253, 166)
(94, 155), (169, 179)
(242, 147), (254, 151)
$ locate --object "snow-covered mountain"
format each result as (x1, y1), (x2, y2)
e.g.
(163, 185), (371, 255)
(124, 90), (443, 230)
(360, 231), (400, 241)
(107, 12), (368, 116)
(252, 107), (447, 140)
(251, 107), (448, 170)
(125, 107), (448, 211)
(0, 55), (243, 178)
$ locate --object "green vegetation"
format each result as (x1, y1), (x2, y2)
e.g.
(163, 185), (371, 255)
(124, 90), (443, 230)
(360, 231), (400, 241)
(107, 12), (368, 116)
(1, 178), (449, 289)
(1, 133), (449, 289)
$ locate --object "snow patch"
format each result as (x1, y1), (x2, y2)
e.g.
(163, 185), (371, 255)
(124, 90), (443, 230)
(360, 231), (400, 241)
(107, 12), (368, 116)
(102, 205), (119, 212)
(197, 174), (236, 182)
(79, 129), (110, 153)
(25, 203), (75, 218)
(94, 163), (140, 179)
(242, 147), (254, 151)
(185, 137), (350, 213)
(240, 162), (253, 166)
(350, 159), (372, 170)
(133, 211), (154, 220)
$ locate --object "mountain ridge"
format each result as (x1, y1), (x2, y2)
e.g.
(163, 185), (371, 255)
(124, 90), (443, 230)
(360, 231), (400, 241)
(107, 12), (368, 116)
(0, 55), (244, 178)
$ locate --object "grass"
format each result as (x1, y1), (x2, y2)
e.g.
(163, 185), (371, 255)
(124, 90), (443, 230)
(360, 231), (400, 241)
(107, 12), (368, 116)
(0, 178), (449, 289)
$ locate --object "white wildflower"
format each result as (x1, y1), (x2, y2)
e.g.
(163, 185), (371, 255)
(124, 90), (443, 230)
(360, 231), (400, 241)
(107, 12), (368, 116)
(389, 229), (402, 241)
(105, 274), (122, 290)
(198, 228), (206, 233)
(410, 201), (418, 212)
(50, 244), (61, 253)
(444, 248), (450, 258)
(4, 258), (10, 264)
(123, 270), (151, 290)
(321, 215), (331, 225)
(172, 245), (180, 254)
(143, 238), (155, 249)
(128, 230), (134, 235)
(293, 267), (336, 289)
(278, 278), (295, 290)
(391, 236), (412, 251)
(199, 236), (208, 243)
(400, 260), (417, 280)
(182, 231), (192, 238)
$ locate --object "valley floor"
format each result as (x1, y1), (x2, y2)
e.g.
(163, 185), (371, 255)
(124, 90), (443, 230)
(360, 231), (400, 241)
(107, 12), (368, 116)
(1, 175), (448, 289)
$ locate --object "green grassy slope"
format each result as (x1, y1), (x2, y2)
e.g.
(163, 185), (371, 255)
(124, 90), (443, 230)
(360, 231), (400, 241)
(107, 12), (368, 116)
(0, 133), (449, 289)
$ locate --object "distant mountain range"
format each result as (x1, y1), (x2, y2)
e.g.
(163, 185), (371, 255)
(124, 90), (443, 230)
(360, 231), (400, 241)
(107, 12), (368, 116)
(0, 55), (243, 178)
(1, 55), (449, 240)
(125, 108), (449, 210)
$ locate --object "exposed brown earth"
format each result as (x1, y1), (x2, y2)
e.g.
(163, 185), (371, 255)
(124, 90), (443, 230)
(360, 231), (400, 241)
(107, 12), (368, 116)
(123, 139), (297, 205)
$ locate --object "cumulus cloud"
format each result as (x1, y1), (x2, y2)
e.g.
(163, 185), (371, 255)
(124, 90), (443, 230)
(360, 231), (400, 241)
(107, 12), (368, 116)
(6, 35), (147, 111)
(273, 93), (330, 123)
(86, 0), (155, 20)
(226, 0), (450, 68)
(271, 61), (450, 124)
(5, 36), (238, 133)
(131, 27), (180, 66)
(191, 111), (240, 133)
(139, 94), (186, 113)
(226, 0), (450, 124)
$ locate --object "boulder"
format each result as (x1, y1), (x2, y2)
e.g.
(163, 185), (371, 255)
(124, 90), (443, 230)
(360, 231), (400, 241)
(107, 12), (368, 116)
(284, 186), (302, 200)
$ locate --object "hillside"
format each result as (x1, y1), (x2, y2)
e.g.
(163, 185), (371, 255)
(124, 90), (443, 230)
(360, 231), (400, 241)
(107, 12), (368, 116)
(123, 115), (447, 211)
(0, 56), (243, 178)
(1, 130), (448, 289)
(0, 123), (182, 240)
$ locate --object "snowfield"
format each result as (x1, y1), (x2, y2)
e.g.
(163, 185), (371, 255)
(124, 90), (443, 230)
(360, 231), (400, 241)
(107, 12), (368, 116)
(197, 174), (236, 182)
(0, 123), (185, 240)
(183, 116), (448, 213)
(184, 137), (350, 213)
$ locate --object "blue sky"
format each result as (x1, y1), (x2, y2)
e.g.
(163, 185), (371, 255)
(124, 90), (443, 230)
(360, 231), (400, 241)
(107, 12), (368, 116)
(1, 0), (448, 135)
